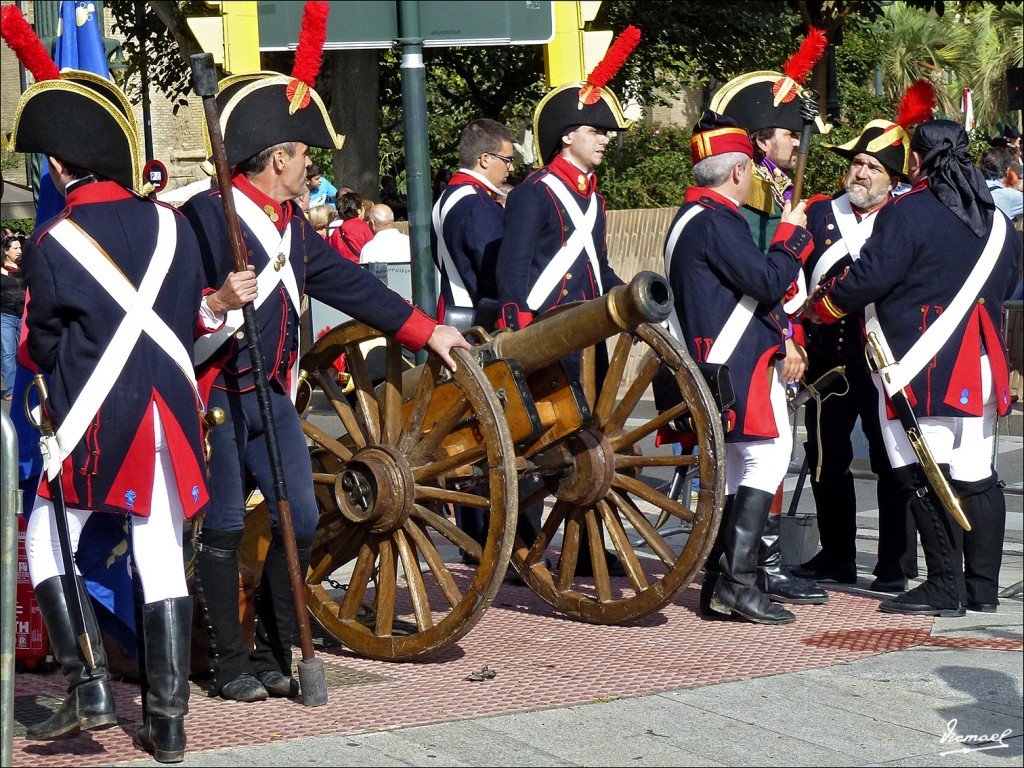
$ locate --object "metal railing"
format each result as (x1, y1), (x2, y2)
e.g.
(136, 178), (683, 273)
(1, 408), (20, 766)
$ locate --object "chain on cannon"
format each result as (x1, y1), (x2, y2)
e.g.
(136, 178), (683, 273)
(246, 271), (725, 661)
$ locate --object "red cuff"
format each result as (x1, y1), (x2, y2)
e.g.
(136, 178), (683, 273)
(394, 305), (437, 352)
(772, 222), (814, 263)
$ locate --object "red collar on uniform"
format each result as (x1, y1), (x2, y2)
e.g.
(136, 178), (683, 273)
(65, 180), (133, 207)
(448, 171), (494, 197)
(232, 172), (292, 232)
(549, 156), (597, 196)
(684, 186), (738, 210)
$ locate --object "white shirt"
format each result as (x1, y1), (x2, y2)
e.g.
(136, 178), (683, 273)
(360, 228), (411, 264)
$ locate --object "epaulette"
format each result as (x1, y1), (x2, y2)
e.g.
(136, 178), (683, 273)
(746, 175), (775, 215)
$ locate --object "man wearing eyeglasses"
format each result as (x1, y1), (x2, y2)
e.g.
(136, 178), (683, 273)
(430, 118), (515, 332)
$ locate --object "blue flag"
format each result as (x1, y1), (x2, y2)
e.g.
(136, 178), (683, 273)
(20, 1), (140, 660)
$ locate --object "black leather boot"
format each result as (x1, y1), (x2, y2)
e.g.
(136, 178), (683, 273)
(194, 528), (267, 702)
(709, 487), (795, 625)
(873, 471), (917, 586)
(26, 576), (118, 739)
(757, 512), (829, 604)
(251, 533), (313, 698)
(956, 474), (1005, 612)
(699, 495), (731, 618)
(880, 465), (965, 617)
(132, 597), (192, 763)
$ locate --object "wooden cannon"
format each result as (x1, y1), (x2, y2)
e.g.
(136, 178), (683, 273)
(280, 271), (725, 661)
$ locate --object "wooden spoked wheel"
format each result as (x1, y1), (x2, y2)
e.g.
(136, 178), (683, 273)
(297, 322), (518, 661)
(511, 322), (726, 623)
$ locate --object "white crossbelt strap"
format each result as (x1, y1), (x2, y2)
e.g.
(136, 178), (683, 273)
(865, 212), (1006, 395)
(526, 175), (600, 310)
(44, 207), (193, 480)
(431, 185), (476, 307)
(663, 206), (705, 343)
(193, 187), (298, 366)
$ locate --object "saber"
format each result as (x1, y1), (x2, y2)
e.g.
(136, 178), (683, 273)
(26, 374), (97, 668)
(787, 364), (846, 414)
(865, 332), (970, 531)
(189, 53), (327, 706)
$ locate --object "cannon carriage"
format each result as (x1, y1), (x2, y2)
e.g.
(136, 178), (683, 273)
(262, 271), (725, 661)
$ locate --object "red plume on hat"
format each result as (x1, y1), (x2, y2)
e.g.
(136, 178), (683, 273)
(579, 24), (641, 107)
(896, 79), (936, 129)
(286, 1), (330, 114)
(772, 26), (827, 106)
(0, 5), (60, 82)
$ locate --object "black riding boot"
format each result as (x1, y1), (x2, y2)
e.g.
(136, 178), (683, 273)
(250, 533), (313, 697)
(880, 465), (965, 617)
(709, 487), (795, 625)
(132, 597), (192, 763)
(194, 528), (267, 701)
(757, 512), (829, 604)
(956, 474), (1005, 611)
(873, 471), (917, 588)
(699, 495), (732, 617)
(26, 576), (118, 739)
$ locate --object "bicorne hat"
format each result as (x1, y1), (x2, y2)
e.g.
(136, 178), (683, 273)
(533, 25), (640, 167)
(1, 6), (141, 189)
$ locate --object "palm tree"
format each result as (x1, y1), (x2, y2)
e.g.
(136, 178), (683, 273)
(959, 2), (1023, 133)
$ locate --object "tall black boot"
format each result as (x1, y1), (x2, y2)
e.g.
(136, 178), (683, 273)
(26, 576), (117, 739)
(880, 465), (965, 617)
(699, 495), (732, 617)
(757, 512), (829, 604)
(709, 487), (795, 625)
(955, 474), (1005, 611)
(250, 532), (313, 697)
(194, 528), (267, 701)
(132, 597), (192, 763)
(873, 471), (915, 588)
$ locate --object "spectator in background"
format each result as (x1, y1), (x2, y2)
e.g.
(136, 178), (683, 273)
(306, 162), (337, 209)
(361, 204), (410, 263)
(379, 174), (408, 220)
(1, 234), (26, 400)
(979, 145), (1023, 222)
(328, 192), (374, 264)
(307, 204), (334, 239)
(295, 187), (311, 217)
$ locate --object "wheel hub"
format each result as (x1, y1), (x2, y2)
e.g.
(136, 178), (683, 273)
(334, 445), (415, 533)
(545, 427), (616, 507)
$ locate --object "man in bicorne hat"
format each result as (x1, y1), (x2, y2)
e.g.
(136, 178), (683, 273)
(807, 119), (1021, 616)
(663, 110), (812, 625)
(794, 101), (933, 595)
(182, 68), (469, 703)
(6, 63), (253, 762)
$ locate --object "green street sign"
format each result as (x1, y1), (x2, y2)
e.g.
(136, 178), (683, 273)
(257, 0), (555, 51)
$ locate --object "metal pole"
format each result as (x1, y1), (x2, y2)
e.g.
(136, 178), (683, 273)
(136, 1), (154, 162)
(1, 409), (21, 767)
(397, 0), (436, 362)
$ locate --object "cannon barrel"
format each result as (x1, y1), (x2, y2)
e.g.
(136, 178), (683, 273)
(477, 271), (672, 373)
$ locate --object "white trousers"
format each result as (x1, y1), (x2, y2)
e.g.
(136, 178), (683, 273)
(725, 360), (793, 495)
(26, 406), (188, 603)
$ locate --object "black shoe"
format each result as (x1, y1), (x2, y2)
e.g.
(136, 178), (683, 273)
(869, 577), (908, 593)
(792, 561), (858, 584)
(966, 602), (998, 613)
(257, 670), (299, 698)
(879, 599), (965, 618)
(219, 674), (268, 702)
(569, 550), (626, 577)
(759, 568), (829, 605)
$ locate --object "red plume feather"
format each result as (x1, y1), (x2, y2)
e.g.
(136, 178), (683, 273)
(586, 24), (641, 89)
(782, 26), (827, 85)
(292, 1), (330, 88)
(897, 79), (935, 128)
(1, 5), (59, 83)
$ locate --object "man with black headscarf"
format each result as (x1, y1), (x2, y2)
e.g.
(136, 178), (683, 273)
(807, 119), (1021, 616)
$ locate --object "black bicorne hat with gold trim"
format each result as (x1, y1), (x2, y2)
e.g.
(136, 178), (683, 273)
(826, 80), (936, 180)
(1, 6), (141, 189)
(710, 28), (829, 136)
(202, 2), (344, 169)
(533, 25), (640, 167)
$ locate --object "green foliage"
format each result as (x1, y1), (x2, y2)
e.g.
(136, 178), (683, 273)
(0, 219), (35, 237)
(600, 124), (694, 210)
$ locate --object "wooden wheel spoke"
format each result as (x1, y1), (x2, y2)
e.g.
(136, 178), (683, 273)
(405, 519), (463, 608)
(593, 333), (632, 426)
(597, 499), (649, 592)
(579, 344), (596, 408)
(380, 339), (405, 447)
(408, 393), (472, 466)
(584, 508), (612, 601)
(613, 471), (695, 524)
(301, 420), (354, 462)
(604, 353), (661, 435)
(344, 342), (382, 444)
(398, 355), (442, 455)
(413, 503), (482, 563)
(317, 370), (367, 449)
(412, 445), (487, 484)
(415, 485), (490, 508)
(338, 541), (377, 621)
(615, 453), (698, 470)
(307, 524), (363, 584)
(610, 399), (691, 453)
(375, 539), (397, 636)
(394, 529), (433, 632)
(556, 511), (583, 591)
(610, 489), (677, 566)
(523, 498), (568, 565)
